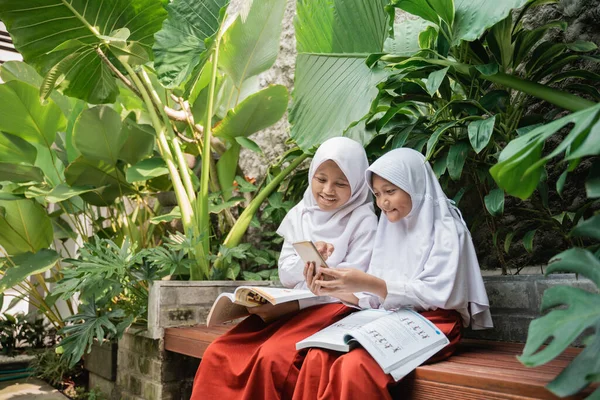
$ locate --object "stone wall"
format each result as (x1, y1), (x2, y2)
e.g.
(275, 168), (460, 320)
(116, 329), (199, 400)
(465, 274), (597, 343)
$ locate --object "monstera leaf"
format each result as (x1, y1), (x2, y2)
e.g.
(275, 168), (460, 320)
(519, 247), (600, 398)
(0, 0), (167, 104)
(290, 0), (390, 151)
(491, 103), (600, 199)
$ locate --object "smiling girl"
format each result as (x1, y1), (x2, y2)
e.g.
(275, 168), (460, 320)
(294, 148), (493, 400)
(190, 137), (377, 400)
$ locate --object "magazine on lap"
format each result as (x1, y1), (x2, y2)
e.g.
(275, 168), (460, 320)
(296, 308), (449, 380)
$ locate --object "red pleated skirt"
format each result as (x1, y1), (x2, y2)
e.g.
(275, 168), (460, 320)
(190, 303), (355, 400)
(292, 309), (463, 400)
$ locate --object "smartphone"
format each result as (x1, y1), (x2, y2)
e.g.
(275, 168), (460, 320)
(292, 241), (329, 277)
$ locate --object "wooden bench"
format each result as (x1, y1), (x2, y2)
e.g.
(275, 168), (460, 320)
(165, 325), (595, 399)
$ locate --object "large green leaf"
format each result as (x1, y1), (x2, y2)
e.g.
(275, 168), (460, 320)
(0, 61), (73, 116)
(73, 106), (125, 165)
(0, 163), (44, 183)
(571, 215), (600, 241)
(218, 0), (286, 91)
(42, 184), (96, 204)
(0, 250), (60, 294)
(519, 248), (600, 397)
(394, 0), (529, 46)
(153, 0), (229, 88)
(0, 132), (37, 165)
(213, 85), (288, 139)
(0, 0), (167, 104)
(453, 0), (528, 45)
(296, 0), (389, 53)
(118, 121), (155, 166)
(289, 0), (390, 151)
(217, 142), (241, 200)
(484, 188), (504, 216)
(383, 19), (434, 56)
(0, 80), (66, 146)
(64, 157), (133, 206)
(290, 55), (388, 151)
(0, 199), (53, 255)
(491, 104), (600, 199)
(126, 158), (168, 183)
(468, 116), (496, 154)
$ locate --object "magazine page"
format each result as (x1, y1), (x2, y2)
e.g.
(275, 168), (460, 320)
(347, 309), (449, 374)
(296, 309), (390, 352)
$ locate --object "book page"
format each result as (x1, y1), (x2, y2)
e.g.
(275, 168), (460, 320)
(250, 287), (316, 305)
(296, 309), (390, 352)
(348, 309), (449, 373)
(206, 292), (249, 327)
(389, 345), (441, 381)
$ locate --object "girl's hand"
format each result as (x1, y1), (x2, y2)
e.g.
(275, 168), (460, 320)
(304, 262), (325, 295)
(247, 301), (299, 323)
(314, 241), (334, 260)
(316, 268), (387, 298)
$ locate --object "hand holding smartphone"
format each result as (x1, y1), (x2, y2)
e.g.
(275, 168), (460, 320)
(292, 241), (329, 277)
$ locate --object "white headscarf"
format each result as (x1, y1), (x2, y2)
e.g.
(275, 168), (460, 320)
(277, 137), (375, 268)
(364, 148), (493, 330)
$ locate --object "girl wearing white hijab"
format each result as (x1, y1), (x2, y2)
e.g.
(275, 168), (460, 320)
(294, 148), (493, 400)
(191, 137), (377, 400)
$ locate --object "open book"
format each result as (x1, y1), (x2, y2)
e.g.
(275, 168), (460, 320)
(206, 286), (315, 327)
(296, 309), (449, 381)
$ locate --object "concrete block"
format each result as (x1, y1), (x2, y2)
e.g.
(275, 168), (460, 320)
(484, 279), (533, 311)
(147, 280), (277, 339)
(88, 372), (119, 400)
(84, 341), (117, 381)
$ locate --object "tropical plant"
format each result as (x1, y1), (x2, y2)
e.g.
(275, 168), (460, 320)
(518, 215), (600, 399)
(0, 0), (314, 283)
(51, 236), (171, 366)
(365, 0), (598, 270)
(0, 312), (48, 355)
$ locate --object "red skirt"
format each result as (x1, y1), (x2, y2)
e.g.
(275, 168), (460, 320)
(190, 303), (354, 400)
(292, 309), (463, 400)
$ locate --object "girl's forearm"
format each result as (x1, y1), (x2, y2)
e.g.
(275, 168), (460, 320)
(335, 292), (359, 306)
(365, 275), (388, 299)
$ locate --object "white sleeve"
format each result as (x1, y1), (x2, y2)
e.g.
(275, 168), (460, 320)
(277, 240), (305, 288)
(304, 216), (378, 311)
(334, 214), (378, 272)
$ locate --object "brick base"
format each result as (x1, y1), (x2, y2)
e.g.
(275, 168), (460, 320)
(116, 329), (199, 400)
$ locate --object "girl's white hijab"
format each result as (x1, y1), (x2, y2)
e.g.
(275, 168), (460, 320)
(366, 148), (493, 329)
(277, 137), (374, 267)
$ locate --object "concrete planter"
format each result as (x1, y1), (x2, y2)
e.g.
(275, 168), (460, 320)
(466, 273), (597, 342)
(116, 280), (274, 400)
(85, 341), (118, 398)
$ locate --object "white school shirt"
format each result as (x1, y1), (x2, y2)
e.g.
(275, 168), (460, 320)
(277, 137), (378, 309)
(357, 148), (493, 330)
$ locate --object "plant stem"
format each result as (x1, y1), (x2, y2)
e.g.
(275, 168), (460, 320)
(122, 63), (194, 231)
(223, 153), (309, 248)
(193, 35), (223, 279)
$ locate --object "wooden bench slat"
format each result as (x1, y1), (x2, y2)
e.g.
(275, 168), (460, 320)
(164, 325), (594, 399)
